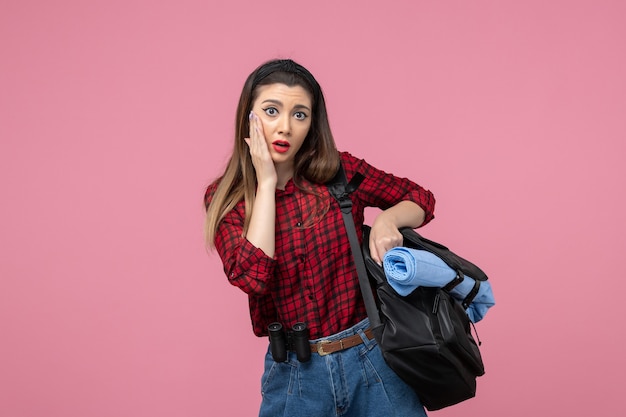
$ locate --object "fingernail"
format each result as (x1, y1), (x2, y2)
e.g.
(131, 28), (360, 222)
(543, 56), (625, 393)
(249, 111), (254, 120)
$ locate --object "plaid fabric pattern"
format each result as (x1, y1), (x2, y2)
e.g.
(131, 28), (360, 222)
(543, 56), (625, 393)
(205, 152), (435, 338)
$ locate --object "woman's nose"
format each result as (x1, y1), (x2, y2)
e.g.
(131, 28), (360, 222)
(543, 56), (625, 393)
(277, 115), (291, 135)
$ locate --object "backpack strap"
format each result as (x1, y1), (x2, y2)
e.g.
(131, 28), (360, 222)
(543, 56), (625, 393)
(327, 164), (364, 213)
(327, 163), (381, 328)
(462, 279), (481, 309)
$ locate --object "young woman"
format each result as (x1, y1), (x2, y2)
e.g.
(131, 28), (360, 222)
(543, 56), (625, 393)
(204, 59), (435, 416)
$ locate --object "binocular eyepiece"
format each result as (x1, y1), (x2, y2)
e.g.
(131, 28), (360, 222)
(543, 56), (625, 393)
(268, 322), (311, 363)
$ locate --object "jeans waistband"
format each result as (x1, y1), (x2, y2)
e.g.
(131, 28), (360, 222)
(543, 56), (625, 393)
(309, 318), (370, 344)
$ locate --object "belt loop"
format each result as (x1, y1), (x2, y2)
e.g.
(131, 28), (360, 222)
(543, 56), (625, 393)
(358, 328), (372, 346)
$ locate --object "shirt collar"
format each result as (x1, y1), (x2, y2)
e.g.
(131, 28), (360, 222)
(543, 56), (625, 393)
(276, 178), (296, 196)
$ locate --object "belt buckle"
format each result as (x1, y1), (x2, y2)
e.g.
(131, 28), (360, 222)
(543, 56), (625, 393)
(317, 340), (332, 356)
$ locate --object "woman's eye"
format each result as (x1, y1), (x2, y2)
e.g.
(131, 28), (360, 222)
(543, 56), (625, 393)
(294, 112), (307, 120)
(264, 107), (278, 116)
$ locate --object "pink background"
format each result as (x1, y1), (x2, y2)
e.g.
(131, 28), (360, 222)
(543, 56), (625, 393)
(2, 0), (625, 416)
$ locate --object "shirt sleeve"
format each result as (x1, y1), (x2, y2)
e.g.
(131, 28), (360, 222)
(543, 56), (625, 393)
(340, 152), (436, 226)
(205, 185), (276, 295)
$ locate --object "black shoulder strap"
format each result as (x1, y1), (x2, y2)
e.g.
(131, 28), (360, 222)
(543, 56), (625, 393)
(327, 164), (381, 328)
(327, 164), (365, 213)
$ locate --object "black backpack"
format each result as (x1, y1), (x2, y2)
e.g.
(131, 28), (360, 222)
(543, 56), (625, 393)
(327, 165), (487, 411)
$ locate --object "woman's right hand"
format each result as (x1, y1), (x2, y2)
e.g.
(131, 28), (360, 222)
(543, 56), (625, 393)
(243, 111), (277, 257)
(245, 111), (277, 189)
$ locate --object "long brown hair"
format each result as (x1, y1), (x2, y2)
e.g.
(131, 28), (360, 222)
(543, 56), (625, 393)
(205, 59), (340, 246)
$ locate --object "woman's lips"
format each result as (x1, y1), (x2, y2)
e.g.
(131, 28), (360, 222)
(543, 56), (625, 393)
(272, 140), (290, 153)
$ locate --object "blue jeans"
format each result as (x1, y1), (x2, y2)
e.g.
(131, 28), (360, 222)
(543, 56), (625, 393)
(259, 318), (428, 417)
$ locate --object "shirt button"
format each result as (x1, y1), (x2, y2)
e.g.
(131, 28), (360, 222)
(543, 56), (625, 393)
(296, 222), (302, 227)
(298, 255), (305, 263)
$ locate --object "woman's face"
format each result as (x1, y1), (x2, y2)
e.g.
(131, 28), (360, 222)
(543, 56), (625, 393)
(251, 83), (313, 168)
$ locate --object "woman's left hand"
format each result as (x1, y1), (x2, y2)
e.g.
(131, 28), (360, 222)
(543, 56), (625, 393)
(368, 216), (403, 266)
(368, 201), (426, 265)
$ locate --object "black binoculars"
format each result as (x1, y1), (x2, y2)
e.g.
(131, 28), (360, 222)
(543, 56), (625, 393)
(268, 322), (311, 363)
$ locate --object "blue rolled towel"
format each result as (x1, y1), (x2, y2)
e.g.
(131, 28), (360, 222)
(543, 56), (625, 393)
(383, 247), (495, 323)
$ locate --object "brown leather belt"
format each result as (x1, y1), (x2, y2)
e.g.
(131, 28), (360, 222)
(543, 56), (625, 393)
(310, 329), (374, 356)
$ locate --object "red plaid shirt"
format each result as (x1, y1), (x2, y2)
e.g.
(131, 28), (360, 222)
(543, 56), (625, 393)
(205, 152), (435, 339)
